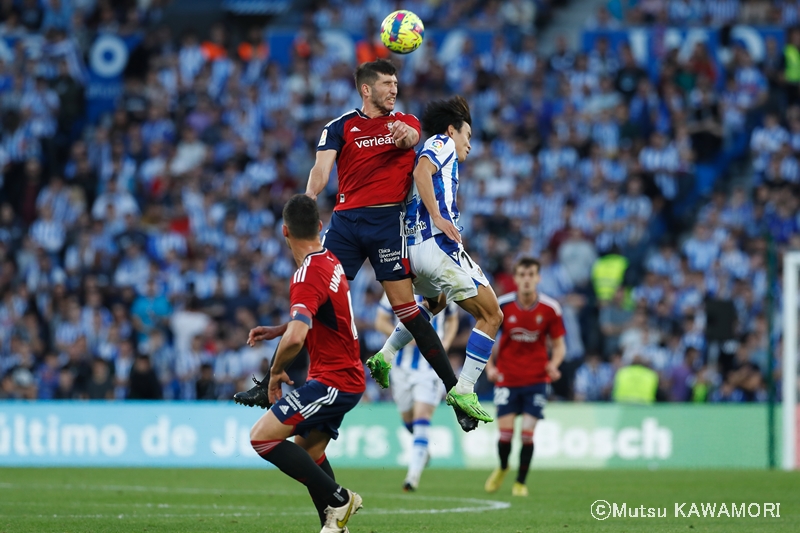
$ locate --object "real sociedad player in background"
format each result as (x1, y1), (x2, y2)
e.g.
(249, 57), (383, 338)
(369, 96), (502, 424)
(375, 292), (460, 492)
(236, 59), (482, 430)
(247, 195), (364, 533)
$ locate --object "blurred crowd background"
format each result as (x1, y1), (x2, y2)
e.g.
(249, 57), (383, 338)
(0, 0), (797, 406)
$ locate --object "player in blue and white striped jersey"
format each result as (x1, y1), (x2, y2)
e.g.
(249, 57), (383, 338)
(366, 96), (502, 425)
(376, 293), (458, 491)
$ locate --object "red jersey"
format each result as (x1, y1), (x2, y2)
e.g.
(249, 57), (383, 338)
(495, 292), (566, 388)
(289, 249), (365, 394)
(317, 109), (421, 211)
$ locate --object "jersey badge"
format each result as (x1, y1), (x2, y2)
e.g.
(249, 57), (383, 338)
(386, 121), (394, 131)
(318, 129), (328, 147)
(393, 263), (402, 271)
(430, 139), (444, 153)
(509, 315), (517, 323)
(350, 126), (361, 132)
(280, 405), (289, 415)
(536, 315), (543, 324)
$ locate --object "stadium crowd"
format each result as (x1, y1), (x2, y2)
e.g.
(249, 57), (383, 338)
(0, 0), (795, 406)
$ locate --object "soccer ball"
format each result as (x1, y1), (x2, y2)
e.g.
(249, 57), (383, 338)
(380, 10), (424, 54)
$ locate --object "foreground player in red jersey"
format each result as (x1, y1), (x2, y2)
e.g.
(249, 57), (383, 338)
(248, 195), (365, 533)
(484, 257), (566, 497)
(303, 58), (479, 430)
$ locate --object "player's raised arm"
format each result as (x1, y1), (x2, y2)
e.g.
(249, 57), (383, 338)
(305, 149), (337, 201)
(413, 157), (462, 243)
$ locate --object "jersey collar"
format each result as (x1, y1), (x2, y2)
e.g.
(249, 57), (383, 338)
(304, 247), (327, 261)
(515, 294), (539, 311)
(355, 108), (395, 119)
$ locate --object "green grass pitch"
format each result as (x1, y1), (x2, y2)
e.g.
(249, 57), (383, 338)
(1, 468), (798, 532)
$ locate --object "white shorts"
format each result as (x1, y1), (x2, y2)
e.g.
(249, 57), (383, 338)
(390, 365), (445, 413)
(408, 236), (490, 302)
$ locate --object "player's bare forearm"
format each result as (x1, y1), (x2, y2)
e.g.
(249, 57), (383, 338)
(247, 323), (288, 346)
(305, 150), (336, 199)
(550, 336), (566, 368)
(414, 157), (461, 242)
(270, 321), (308, 375)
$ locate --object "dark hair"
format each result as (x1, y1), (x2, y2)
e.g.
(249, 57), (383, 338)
(513, 257), (540, 274)
(282, 194), (320, 240)
(354, 59), (397, 93)
(421, 96), (472, 135)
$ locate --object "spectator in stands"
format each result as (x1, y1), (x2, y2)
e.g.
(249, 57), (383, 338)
(128, 354), (163, 400)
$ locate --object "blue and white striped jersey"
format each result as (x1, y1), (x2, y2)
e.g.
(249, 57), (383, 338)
(404, 135), (460, 246)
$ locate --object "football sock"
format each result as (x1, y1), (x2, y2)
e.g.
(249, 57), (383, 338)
(455, 329), (494, 395)
(381, 322), (414, 360)
(407, 419), (430, 484)
(384, 303), (432, 358)
(498, 429), (513, 470)
(308, 454), (335, 525)
(518, 431), (535, 484)
(252, 440), (348, 508)
(398, 309), (457, 390)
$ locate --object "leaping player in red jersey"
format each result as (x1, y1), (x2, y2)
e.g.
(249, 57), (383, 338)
(310, 59), (481, 430)
(242, 59), (479, 430)
(484, 257), (566, 497)
(247, 195), (365, 533)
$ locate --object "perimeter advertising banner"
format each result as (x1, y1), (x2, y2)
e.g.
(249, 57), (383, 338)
(0, 403), (779, 469)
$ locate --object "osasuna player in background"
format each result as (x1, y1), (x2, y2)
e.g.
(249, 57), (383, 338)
(247, 195), (365, 533)
(375, 293), (459, 491)
(303, 59), (480, 430)
(484, 257), (565, 497)
(370, 96), (502, 423)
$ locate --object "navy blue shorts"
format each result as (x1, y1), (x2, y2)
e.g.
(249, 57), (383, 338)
(271, 379), (362, 440)
(493, 383), (550, 419)
(322, 205), (411, 282)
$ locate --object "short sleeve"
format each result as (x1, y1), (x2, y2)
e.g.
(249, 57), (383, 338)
(316, 117), (346, 153)
(418, 135), (456, 172)
(289, 268), (327, 327)
(548, 310), (566, 340)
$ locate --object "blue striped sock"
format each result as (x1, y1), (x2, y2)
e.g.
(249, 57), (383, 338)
(456, 329), (494, 394)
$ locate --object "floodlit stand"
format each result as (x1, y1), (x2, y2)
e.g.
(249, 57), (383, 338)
(782, 252), (800, 471)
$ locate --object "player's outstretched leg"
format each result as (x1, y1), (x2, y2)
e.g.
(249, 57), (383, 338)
(383, 281), (479, 432)
(368, 296), (448, 389)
